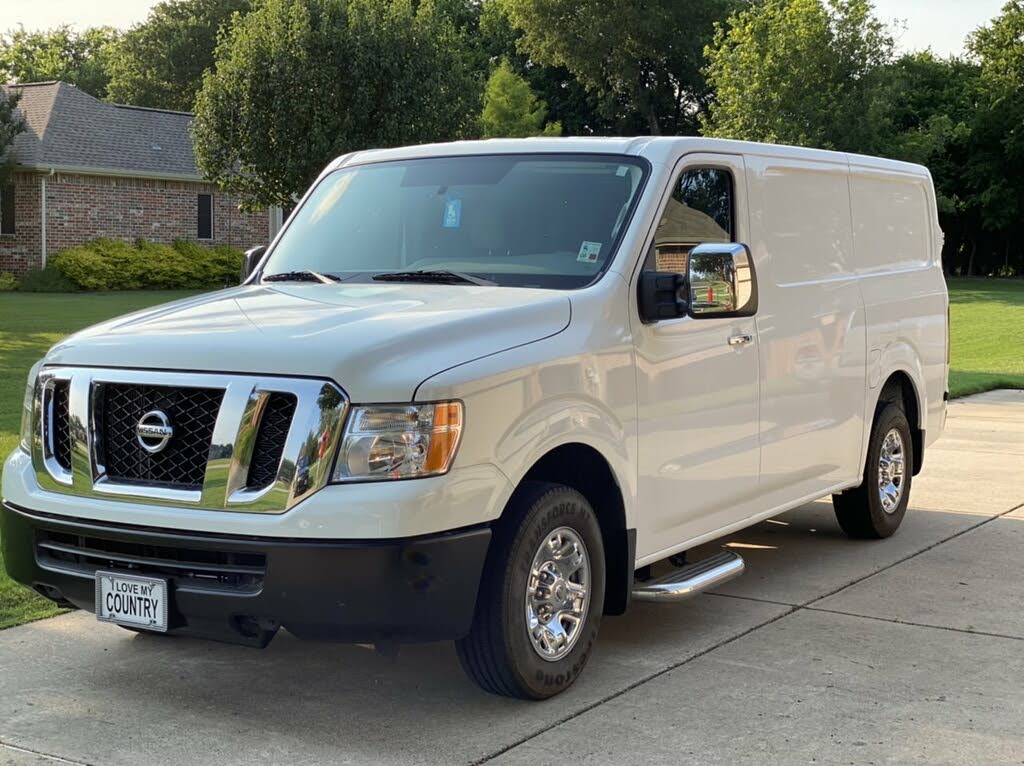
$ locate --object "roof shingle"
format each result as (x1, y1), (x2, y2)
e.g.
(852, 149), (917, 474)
(4, 81), (201, 179)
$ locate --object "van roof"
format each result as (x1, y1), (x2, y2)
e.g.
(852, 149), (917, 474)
(337, 136), (929, 179)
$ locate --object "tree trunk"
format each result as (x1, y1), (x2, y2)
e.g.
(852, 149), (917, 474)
(646, 104), (661, 136)
(967, 241), (976, 277)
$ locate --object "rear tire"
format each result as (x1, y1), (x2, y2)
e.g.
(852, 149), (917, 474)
(456, 481), (605, 699)
(833, 402), (913, 539)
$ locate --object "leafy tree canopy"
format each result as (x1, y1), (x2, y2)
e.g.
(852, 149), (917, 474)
(499, 0), (739, 135)
(962, 0), (1024, 261)
(969, 0), (1024, 93)
(0, 89), (24, 185)
(481, 60), (561, 137)
(193, 0), (482, 207)
(106, 0), (252, 112)
(476, 0), (615, 135)
(702, 0), (894, 152)
(0, 25), (119, 98)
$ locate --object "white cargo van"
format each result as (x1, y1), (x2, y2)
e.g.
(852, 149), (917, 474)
(4, 138), (948, 698)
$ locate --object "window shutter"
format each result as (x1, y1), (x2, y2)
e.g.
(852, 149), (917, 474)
(197, 193), (213, 239)
(0, 184), (14, 235)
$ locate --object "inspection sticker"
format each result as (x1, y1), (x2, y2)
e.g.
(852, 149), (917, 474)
(577, 240), (603, 263)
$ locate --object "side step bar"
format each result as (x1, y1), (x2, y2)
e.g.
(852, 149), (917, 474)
(631, 550), (745, 602)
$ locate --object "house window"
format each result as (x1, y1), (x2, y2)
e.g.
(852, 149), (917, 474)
(0, 184), (14, 235)
(646, 167), (735, 273)
(198, 193), (213, 240)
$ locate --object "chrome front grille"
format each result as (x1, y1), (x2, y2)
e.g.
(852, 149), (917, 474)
(32, 367), (348, 514)
(51, 379), (72, 472)
(100, 383), (225, 490)
(246, 392), (297, 490)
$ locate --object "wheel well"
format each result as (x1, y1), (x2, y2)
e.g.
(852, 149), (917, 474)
(518, 443), (633, 616)
(879, 372), (924, 475)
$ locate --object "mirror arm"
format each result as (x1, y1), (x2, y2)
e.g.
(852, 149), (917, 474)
(639, 272), (689, 322)
(240, 245), (268, 284)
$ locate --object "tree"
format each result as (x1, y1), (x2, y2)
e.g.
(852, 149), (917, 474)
(0, 25), (119, 98)
(193, 0), (481, 207)
(475, 0), (616, 135)
(869, 53), (982, 274)
(481, 60), (561, 137)
(0, 89), (24, 186)
(969, 0), (1024, 92)
(702, 0), (894, 153)
(963, 0), (1024, 275)
(499, 0), (739, 135)
(106, 0), (252, 112)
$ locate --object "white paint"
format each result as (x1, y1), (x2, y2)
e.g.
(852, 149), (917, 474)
(7, 137), (948, 554)
(39, 174), (46, 268)
(268, 206), (284, 241)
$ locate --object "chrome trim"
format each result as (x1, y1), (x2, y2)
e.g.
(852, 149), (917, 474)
(30, 367), (349, 514)
(877, 427), (906, 514)
(135, 410), (174, 453)
(631, 550), (745, 602)
(525, 526), (591, 662)
(37, 372), (73, 486)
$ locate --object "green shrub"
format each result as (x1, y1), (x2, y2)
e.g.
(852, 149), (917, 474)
(49, 238), (244, 291)
(0, 272), (17, 291)
(51, 245), (116, 290)
(16, 266), (80, 292)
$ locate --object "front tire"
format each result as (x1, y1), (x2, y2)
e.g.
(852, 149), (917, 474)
(456, 481), (605, 699)
(832, 402), (913, 539)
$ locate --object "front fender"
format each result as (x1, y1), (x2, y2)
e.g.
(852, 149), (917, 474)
(414, 282), (639, 529)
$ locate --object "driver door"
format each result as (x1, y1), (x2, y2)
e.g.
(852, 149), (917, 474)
(630, 154), (761, 562)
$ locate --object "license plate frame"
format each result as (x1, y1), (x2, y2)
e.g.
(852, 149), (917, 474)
(95, 571), (169, 633)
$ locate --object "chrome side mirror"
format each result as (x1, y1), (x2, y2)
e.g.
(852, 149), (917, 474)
(687, 242), (758, 318)
(240, 245), (267, 283)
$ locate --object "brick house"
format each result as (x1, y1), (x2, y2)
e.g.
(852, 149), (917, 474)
(0, 81), (279, 276)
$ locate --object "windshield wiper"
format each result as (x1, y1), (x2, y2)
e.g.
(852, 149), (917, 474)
(263, 270), (339, 284)
(371, 270), (496, 286)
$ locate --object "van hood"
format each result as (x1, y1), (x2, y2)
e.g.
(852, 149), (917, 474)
(44, 283), (571, 401)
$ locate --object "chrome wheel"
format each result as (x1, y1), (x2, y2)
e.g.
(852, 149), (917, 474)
(525, 527), (591, 662)
(877, 428), (906, 513)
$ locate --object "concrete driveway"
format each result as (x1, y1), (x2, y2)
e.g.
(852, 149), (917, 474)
(2, 390), (1022, 766)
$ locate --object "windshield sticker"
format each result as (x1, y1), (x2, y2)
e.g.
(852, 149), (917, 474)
(577, 241), (602, 263)
(442, 197), (462, 228)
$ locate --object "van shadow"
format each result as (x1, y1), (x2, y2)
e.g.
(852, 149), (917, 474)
(18, 500), (992, 766)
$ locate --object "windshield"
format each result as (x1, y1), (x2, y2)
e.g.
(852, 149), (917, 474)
(261, 153), (649, 289)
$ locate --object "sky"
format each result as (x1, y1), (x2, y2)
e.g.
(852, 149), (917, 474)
(873, 0), (1007, 56)
(0, 0), (1012, 58)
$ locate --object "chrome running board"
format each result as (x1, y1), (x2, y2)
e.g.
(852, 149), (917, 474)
(631, 550), (745, 602)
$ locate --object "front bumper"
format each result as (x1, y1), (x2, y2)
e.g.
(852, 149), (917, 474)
(1, 501), (491, 646)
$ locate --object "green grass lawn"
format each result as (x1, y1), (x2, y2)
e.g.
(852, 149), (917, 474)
(947, 278), (1024, 398)
(0, 280), (1021, 629)
(0, 290), (201, 629)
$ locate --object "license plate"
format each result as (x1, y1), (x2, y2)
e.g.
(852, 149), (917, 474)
(95, 571), (168, 632)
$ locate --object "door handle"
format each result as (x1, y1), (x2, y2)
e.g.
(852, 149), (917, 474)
(728, 334), (753, 346)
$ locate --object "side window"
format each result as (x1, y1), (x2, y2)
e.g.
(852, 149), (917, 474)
(646, 167), (734, 272)
(197, 193), (214, 240)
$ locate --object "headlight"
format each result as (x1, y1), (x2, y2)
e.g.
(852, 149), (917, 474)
(19, 360), (43, 453)
(331, 401), (463, 483)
